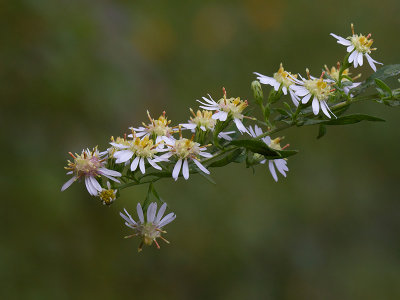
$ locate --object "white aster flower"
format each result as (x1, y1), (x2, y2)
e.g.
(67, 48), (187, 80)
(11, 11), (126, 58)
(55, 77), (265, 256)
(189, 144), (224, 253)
(330, 24), (383, 71)
(158, 136), (212, 181)
(180, 108), (236, 141)
(61, 147), (122, 196)
(324, 64), (362, 96)
(180, 108), (216, 131)
(196, 89), (249, 134)
(98, 181), (117, 205)
(107, 136), (131, 159)
(254, 63), (300, 106)
(290, 69), (336, 118)
(129, 111), (176, 143)
(112, 135), (166, 174)
(120, 202), (176, 252)
(248, 125), (289, 182)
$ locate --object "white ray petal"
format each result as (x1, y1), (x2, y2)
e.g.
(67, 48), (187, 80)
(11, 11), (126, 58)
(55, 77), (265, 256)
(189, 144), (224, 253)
(330, 33), (352, 46)
(130, 156), (140, 172)
(248, 125), (256, 137)
(114, 150), (133, 163)
(89, 176), (102, 192)
(354, 52), (359, 68)
(254, 125), (263, 136)
(199, 151), (212, 158)
(182, 159), (189, 180)
(286, 89), (297, 107)
(181, 123), (197, 130)
(136, 203), (144, 223)
(312, 97), (320, 115)
(61, 176), (77, 191)
(320, 100), (330, 118)
(155, 203), (167, 223)
(99, 168), (121, 177)
(274, 159), (287, 177)
(139, 157), (146, 174)
(102, 173), (120, 183)
(158, 212), (176, 228)
(120, 209), (136, 225)
(358, 52), (364, 66)
(348, 50), (357, 63)
(172, 159), (182, 181)
(346, 45), (355, 53)
(147, 202), (157, 223)
(147, 158), (162, 170)
(268, 160), (278, 182)
(85, 176), (96, 196)
(218, 131), (235, 141)
(295, 88), (310, 97)
(323, 101), (335, 118)
(234, 118), (249, 134)
(212, 111), (228, 121)
(302, 93), (312, 104)
(193, 159), (210, 174)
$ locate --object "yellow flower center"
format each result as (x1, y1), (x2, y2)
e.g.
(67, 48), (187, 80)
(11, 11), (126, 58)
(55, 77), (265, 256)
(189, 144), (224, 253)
(350, 34), (374, 54)
(132, 136), (158, 158)
(173, 138), (199, 159)
(145, 115), (173, 137)
(141, 222), (162, 246)
(69, 150), (102, 177)
(217, 97), (248, 119)
(269, 137), (283, 151)
(326, 66), (349, 82)
(304, 78), (332, 101)
(273, 64), (297, 87)
(191, 110), (216, 129)
(99, 189), (116, 205)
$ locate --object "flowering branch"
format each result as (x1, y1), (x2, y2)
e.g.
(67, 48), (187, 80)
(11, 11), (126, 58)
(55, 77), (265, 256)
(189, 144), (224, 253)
(61, 24), (400, 252)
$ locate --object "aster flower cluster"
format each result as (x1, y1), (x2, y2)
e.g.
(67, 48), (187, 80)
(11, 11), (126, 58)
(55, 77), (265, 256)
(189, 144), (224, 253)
(61, 24), (400, 253)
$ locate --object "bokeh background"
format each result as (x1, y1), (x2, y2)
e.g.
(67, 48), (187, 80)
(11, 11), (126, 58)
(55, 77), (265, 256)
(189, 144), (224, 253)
(1, 0), (400, 299)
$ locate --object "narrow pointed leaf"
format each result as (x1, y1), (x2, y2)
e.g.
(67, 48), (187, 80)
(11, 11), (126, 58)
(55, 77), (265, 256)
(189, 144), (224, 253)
(350, 64), (400, 95)
(303, 114), (385, 126)
(208, 148), (244, 168)
(229, 139), (298, 159)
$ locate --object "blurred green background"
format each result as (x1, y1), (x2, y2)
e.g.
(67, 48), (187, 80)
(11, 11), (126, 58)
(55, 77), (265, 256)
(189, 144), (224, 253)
(1, 0), (400, 299)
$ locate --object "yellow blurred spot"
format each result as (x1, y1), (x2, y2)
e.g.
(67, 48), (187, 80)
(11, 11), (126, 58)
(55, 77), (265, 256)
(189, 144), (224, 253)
(244, 0), (286, 31)
(132, 18), (176, 61)
(192, 5), (235, 51)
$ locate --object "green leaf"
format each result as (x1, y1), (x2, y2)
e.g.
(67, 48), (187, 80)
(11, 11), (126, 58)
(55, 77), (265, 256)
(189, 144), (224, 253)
(374, 78), (392, 96)
(208, 148), (244, 168)
(277, 149), (299, 158)
(283, 102), (292, 112)
(234, 150), (247, 163)
(230, 140), (278, 157)
(229, 140), (298, 159)
(150, 184), (164, 204)
(331, 103), (350, 116)
(198, 171), (216, 184)
(141, 183), (153, 217)
(303, 114), (385, 126)
(317, 124), (327, 139)
(274, 108), (290, 116)
(351, 64), (400, 95)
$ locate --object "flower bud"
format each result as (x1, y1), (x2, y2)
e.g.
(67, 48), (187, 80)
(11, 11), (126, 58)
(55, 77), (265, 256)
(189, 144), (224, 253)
(251, 80), (264, 105)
